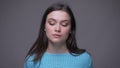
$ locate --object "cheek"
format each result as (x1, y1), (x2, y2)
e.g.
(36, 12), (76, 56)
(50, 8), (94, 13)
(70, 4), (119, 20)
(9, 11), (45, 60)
(62, 28), (71, 36)
(45, 24), (52, 32)
(62, 29), (70, 41)
(45, 24), (56, 40)
(45, 24), (51, 36)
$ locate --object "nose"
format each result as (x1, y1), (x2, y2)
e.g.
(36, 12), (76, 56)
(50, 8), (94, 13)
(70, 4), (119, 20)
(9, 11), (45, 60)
(55, 24), (61, 32)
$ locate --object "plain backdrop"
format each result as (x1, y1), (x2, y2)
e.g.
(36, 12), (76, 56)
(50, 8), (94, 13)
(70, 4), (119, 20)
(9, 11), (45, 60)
(0, 0), (120, 68)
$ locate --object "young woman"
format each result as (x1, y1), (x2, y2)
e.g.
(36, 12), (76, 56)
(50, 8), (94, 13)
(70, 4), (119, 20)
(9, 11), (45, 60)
(24, 3), (93, 68)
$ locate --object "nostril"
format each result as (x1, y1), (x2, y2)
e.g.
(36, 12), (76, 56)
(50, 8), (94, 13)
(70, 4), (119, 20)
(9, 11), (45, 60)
(55, 29), (61, 32)
(55, 27), (61, 32)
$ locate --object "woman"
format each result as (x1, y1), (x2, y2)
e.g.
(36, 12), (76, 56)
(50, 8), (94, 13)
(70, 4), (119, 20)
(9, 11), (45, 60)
(24, 2), (93, 68)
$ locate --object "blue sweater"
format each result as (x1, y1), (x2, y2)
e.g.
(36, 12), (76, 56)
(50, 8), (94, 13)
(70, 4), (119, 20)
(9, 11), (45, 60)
(24, 52), (93, 68)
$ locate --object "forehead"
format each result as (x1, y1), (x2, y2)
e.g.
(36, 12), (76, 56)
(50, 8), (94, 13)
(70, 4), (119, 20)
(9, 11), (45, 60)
(46, 10), (70, 21)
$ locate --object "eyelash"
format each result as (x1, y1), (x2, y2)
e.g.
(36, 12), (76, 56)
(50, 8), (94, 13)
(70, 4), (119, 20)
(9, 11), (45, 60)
(61, 23), (68, 27)
(48, 21), (69, 27)
(48, 21), (55, 25)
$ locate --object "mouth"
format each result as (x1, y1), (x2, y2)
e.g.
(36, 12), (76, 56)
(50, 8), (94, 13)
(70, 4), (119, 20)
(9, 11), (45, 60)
(52, 34), (61, 38)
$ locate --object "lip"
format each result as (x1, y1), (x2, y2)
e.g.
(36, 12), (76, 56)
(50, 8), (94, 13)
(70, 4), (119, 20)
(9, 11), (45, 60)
(52, 34), (61, 38)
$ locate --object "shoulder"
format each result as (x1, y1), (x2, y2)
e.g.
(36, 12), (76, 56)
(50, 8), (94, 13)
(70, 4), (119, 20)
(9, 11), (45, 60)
(78, 52), (93, 68)
(24, 54), (38, 68)
(80, 52), (92, 58)
(25, 54), (35, 62)
(78, 52), (92, 62)
(70, 52), (93, 68)
(71, 51), (92, 62)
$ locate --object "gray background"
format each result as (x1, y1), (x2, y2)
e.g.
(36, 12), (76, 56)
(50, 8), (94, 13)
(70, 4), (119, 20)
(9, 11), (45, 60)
(0, 0), (120, 68)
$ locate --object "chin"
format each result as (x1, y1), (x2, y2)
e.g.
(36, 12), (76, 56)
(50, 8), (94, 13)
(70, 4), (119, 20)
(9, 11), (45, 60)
(50, 39), (63, 44)
(52, 40), (61, 43)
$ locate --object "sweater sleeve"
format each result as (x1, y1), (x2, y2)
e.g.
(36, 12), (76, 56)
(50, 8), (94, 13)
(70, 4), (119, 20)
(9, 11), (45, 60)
(24, 55), (35, 68)
(86, 53), (94, 68)
(89, 58), (94, 68)
(82, 52), (94, 68)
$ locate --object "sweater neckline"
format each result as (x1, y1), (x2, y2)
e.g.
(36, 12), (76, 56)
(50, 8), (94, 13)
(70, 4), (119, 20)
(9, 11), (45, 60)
(44, 52), (70, 55)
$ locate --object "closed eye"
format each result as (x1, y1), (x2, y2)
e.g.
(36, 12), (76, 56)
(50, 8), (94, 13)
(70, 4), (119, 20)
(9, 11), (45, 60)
(61, 21), (70, 27)
(48, 20), (55, 25)
(61, 22), (69, 27)
(47, 18), (56, 26)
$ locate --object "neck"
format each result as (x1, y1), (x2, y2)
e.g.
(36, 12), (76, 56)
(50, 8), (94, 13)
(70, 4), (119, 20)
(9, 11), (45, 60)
(46, 42), (68, 54)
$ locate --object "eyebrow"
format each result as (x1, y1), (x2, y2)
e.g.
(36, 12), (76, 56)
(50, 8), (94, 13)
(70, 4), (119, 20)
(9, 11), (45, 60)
(61, 20), (69, 23)
(47, 18), (56, 22)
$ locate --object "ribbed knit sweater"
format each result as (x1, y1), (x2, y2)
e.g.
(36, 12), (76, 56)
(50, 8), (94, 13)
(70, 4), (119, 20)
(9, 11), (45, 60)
(24, 52), (93, 68)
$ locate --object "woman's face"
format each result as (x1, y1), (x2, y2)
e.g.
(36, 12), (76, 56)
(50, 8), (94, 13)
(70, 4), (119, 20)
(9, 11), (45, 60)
(45, 10), (71, 44)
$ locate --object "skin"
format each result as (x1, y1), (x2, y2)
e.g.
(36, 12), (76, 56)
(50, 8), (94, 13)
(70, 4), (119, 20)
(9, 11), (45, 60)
(45, 10), (71, 53)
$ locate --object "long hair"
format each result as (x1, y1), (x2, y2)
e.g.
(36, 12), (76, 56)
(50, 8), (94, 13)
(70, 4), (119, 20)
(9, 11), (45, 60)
(26, 2), (86, 62)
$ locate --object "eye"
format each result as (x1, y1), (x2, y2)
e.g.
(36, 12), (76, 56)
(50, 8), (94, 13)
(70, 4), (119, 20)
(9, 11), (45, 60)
(48, 20), (55, 25)
(61, 22), (69, 27)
